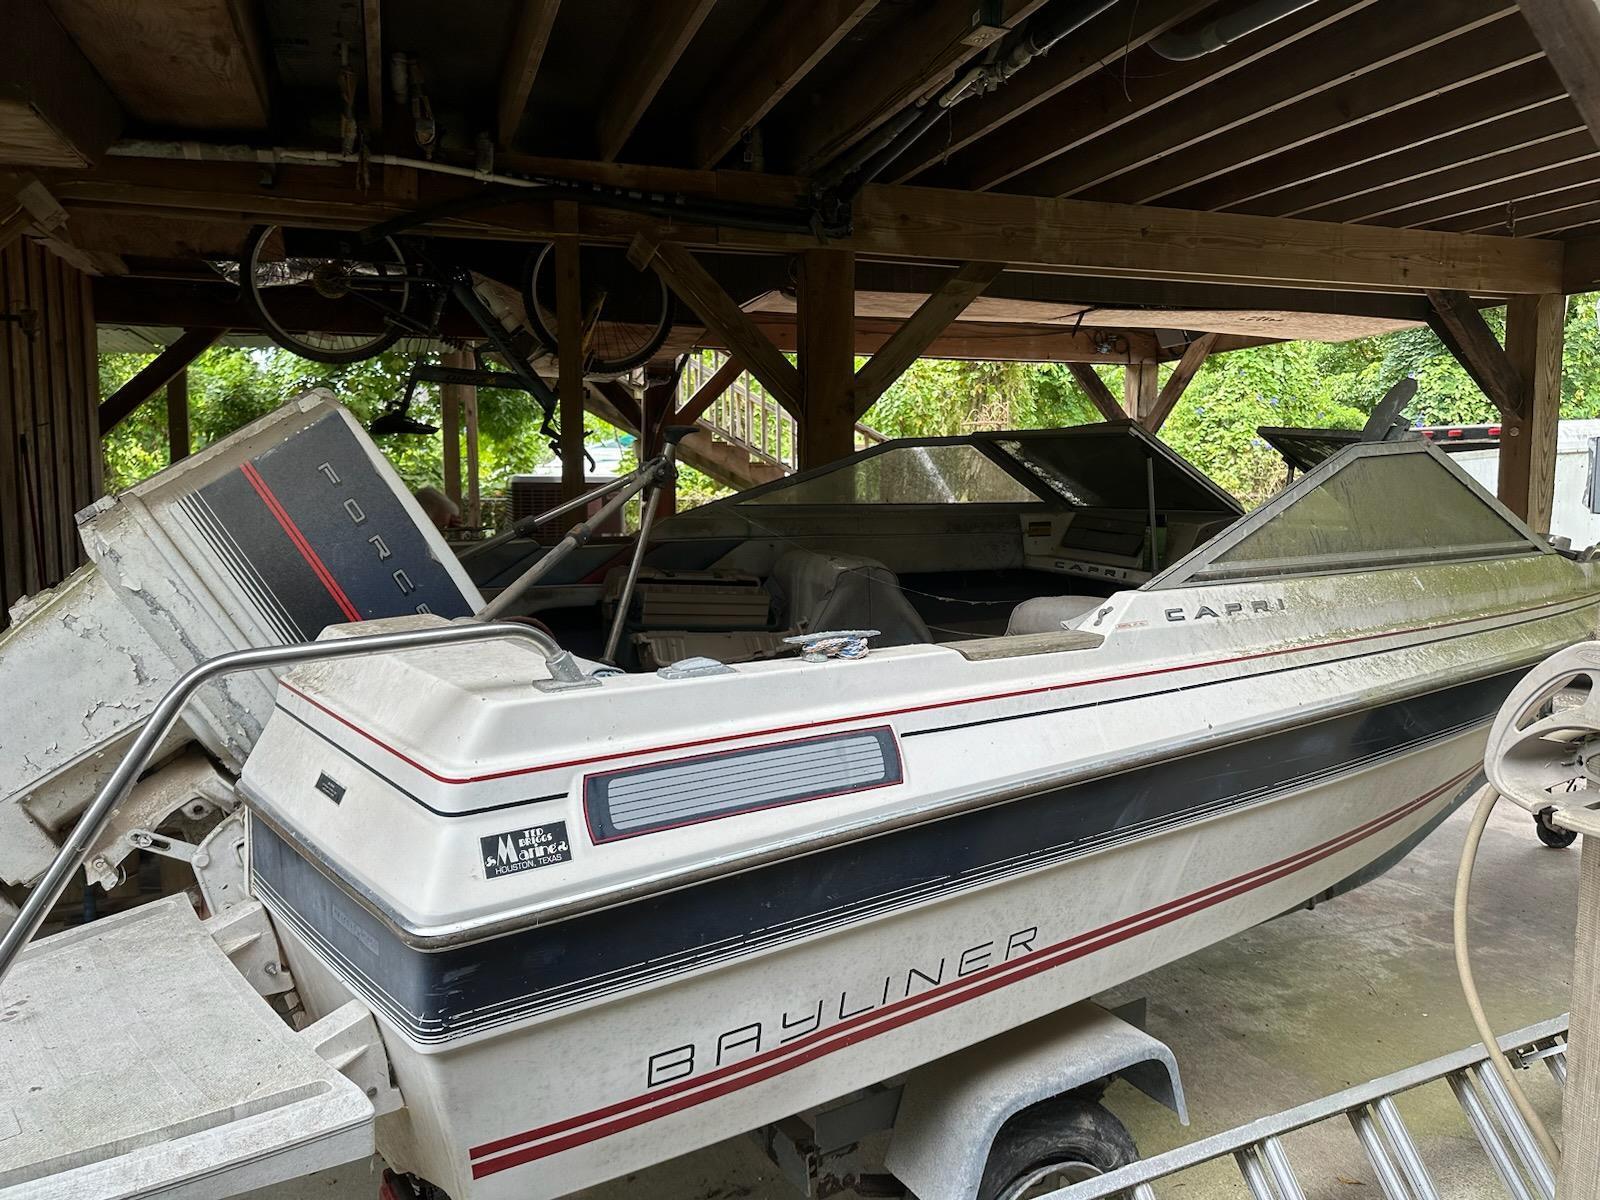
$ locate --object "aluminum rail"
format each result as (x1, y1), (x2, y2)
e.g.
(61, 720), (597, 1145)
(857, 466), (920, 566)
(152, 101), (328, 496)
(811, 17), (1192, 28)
(0, 620), (579, 988)
(477, 454), (670, 620)
(1042, 1013), (1570, 1200)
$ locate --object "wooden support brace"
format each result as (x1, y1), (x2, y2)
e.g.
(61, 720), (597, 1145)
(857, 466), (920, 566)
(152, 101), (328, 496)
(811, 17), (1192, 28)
(362, 0), (383, 133)
(1425, 289), (1523, 417)
(98, 329), (220, 435)
(166, 368), (190, 463)
(675, 354), (745, 427)
(497, 0), (562, 148)
(852, 260), (1005, 417)
(628, 234), (801, 413)
(591, 379), (643, 432)
(1067, 363), (1127, 421)
(1141, 333), (1218, 433)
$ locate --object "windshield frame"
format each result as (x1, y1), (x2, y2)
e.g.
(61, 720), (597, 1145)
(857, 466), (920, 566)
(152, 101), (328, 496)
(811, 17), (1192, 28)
(1146, 438), (1550, 589)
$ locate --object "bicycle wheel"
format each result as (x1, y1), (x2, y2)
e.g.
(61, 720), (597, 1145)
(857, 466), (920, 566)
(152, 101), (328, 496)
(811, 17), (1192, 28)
(242, 224), (415, 364)
(521, 243), (671, 376)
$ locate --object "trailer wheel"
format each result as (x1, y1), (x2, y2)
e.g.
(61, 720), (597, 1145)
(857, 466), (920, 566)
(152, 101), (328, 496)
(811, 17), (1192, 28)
(1535, 807), (1578, 849)
(977, 1095), (1138, 1200)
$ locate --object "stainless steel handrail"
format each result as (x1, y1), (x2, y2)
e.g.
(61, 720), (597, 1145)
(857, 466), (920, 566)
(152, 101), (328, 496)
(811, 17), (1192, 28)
(458, 473), (636, 562)
(477, 454), (671, 620)
(0, 620), (579, 987)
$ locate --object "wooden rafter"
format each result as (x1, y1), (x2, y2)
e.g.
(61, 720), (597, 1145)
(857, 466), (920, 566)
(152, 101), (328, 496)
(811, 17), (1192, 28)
(944, 0), (1368, 192)
(781, 0), (1049, 174)
(892, 0), (1214, 183)
(1096, 15), (1544, 206)
(595, 0), (716, 161)
(1425, 289), (1523, 416)
(52, 157), (1567, 295)
(1273, 118), (1587, 228)
(1168, 65), (1568, 216)
(691, 0), (878, 170)
(0, 0), (123, 168)
(1015, 0), (1523, 200)
(1416, 163), (1600, 233)
(1140, 333), (1217, 433)
(98, 329), (220, 435)
(497, 0), (562, 149)
(628, 235), (801, 413)
(1515, 0), (1600, 153)
(674, 354), (744, 426)
(852, 261), (1004, 415)
(1066, 363), (1126, 422)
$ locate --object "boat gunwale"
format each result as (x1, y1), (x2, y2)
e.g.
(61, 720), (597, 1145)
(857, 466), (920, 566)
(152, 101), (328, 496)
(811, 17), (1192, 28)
(240, 590), (1600, 951)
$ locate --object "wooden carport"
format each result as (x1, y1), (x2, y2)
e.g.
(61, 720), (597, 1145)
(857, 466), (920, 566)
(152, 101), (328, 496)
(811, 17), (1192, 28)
(4, 0), (1600, 619)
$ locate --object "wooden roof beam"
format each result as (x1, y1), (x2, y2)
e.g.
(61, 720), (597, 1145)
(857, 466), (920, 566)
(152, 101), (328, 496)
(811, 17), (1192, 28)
(779, 0), (1050, 175)
(691, 0), (879, 170)
(595, 0), (716, 161)
(1398, 162), (1600, 233)
(940, 0), (1370, 193)
(889, 0), (1214, 183)
(1164, 64), (1568, 216)
(1067, 364), (1126, 422)
(1515, 0), (1600, 152)
(1425, 289), (1522, 417)
(1093, 16), (1545, 206)
(628, 234), (801, 413)
(496, 0), (561, 150)
(852, 260), (1004, 415)
(98, 328), (221, 435)
(0, 0), (123, 168)
(1141, 333), (1217, 433)
(55, 156), (1566, 294)
(1009, 0), (1524, 200)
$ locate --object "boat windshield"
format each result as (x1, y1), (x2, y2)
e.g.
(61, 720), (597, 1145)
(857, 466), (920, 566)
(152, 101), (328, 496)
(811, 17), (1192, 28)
(742, 443), (1044, 505)
(1153, 441), (1544, 585)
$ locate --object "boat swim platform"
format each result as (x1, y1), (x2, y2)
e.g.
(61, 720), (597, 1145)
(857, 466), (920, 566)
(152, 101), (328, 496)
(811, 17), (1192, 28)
(0, 895), (382, 1200)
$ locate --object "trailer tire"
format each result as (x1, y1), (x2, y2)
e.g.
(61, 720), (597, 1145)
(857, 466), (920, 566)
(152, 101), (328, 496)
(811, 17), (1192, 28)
(977, 1095), (1138, 1200)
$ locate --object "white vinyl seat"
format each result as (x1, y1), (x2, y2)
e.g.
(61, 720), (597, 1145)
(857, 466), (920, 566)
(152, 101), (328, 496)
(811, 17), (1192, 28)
(1005, 595), (1104, 636)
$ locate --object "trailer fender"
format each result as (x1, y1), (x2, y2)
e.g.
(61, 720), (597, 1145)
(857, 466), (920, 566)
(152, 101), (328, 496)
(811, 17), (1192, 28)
(884, 1000), (1186, 1200)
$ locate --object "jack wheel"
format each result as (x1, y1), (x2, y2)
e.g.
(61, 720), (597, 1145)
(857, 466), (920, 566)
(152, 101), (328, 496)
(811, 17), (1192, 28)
(1535, 807), (1578, 849)
(978, 1096), (1138, 1200)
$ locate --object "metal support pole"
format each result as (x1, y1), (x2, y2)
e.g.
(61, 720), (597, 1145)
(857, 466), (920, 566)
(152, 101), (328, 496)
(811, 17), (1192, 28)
(601, 444), (676, 664)
(1558, 833), (1600, 1200)
(0, 621), (578, 988)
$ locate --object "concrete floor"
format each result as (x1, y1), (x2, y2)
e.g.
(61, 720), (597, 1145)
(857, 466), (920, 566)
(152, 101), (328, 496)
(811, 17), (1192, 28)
(271, 797), (1579, 1200)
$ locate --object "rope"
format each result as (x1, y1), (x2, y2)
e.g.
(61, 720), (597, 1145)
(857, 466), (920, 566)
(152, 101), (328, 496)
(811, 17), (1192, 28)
(784, 630), (880, 662)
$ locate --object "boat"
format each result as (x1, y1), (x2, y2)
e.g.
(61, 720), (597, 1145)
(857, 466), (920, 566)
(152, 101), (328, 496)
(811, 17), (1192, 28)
(3, 405), (1597, 1199)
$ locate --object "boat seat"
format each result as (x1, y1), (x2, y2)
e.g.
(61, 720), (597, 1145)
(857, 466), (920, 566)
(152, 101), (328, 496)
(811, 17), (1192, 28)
(1005, 595), (1104, 636)
(769, 549), (931, 648)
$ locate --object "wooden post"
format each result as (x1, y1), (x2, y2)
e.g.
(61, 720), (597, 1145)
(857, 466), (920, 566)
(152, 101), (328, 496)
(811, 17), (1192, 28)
(165, 368), (189, 463)
(555, 207), (585, 500)
(1123, 362), (1160, 423)
(1498, 294), (1564, 532)
(797, 248), (855, 470)
(441, 349), (464, 508)
(464, 366), (481, 529)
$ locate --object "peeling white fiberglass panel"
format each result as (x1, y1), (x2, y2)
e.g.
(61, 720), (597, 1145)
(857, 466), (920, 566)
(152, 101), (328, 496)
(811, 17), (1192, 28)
(744, 444), (1042, 505)
(1200, 452), (1537, 578)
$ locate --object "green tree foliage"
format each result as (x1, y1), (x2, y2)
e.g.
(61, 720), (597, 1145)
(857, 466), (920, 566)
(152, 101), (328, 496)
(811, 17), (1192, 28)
(100, 295), (1600, 516)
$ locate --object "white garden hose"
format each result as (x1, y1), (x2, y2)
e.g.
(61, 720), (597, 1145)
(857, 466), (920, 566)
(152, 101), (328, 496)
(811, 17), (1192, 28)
(1453, 783), (1563, 1168)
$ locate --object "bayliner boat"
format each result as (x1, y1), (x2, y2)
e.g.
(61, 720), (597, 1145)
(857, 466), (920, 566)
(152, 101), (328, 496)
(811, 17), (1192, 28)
(2, 398), (1596, 1199)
